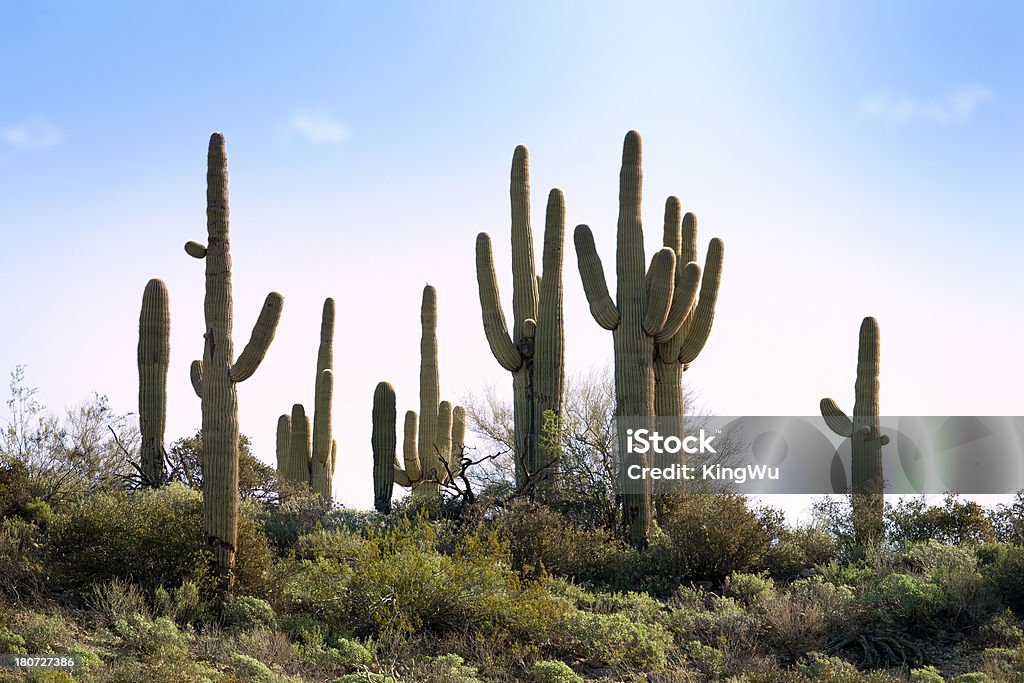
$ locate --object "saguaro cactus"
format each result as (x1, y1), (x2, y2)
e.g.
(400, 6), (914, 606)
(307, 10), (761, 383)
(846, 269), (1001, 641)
(186, 133), (284, 591)
(574, 131), (704, 547)
(138, 278), (169, 486)
(392, 285), (465, 498)
(476, 145), (565, 496)
(820, 316), (889, 548)
(371, 381), (396, 513)
(654, 201), (724, 497)
(274, 299), (338, 500)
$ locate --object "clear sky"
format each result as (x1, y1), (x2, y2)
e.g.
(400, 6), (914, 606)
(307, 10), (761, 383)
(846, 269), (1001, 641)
(1, 2), (1021, 513)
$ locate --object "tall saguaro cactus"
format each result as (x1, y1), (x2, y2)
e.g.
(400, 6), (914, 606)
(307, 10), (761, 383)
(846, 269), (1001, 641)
(820, 316), (889, 548)
(275, 299), (337, 500)
(391, 285), (465, 499)
(574, 131), (703, 548)
(186, 133), (284, 591)
(476, 145), (565, 496)
(654, 200), (724, 489)
(138, 278), (170, 486)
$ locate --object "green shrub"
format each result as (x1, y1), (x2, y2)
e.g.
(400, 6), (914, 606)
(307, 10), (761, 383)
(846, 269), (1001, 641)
(68, 646), (102, 681)
(725, 571), (774, 606)
(980, 645), (1024, 680)
(909, 665), (946, 683)
(46, 483), (272, 597)
(326, 637), (374, 669)
(0, 626), (27, 654)
(262, 488), (332, 552)
(223, 595), (278, 632)
(764, 526), (837, 578)
(888, 495), (996, 547)
(7, 610), (73, 653)
(866, 572), (942, 625)
(951, 674), (994, 683)
(682, 640), (724, 680)
(651, 494), (776, 584)
(333, 674), (395, 683)
(531, 660), (582, 683)
(978, 543), (1024, 614)
(489, 501), (628, 586)
(423, 653), (483, 683)
(229, 652), (302, 683)
(553, 610), (672, 670)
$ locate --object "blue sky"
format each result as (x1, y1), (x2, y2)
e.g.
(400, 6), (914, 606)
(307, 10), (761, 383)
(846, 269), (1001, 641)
(1, 2), (1021, 512)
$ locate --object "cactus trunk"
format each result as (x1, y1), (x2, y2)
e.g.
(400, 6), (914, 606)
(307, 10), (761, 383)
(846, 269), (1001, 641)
(138, 278), (169, 487)
(372, 381), (397, 513)
(186, 133), (283, 593)
(820, 317), (887, 548)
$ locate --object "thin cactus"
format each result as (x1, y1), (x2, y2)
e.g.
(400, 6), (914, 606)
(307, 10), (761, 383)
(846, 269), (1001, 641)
(820, 316), (889, 548)
(392, 285), (464, 498)
(274, 298), (337, 500)
(372, 381), (397, 513)
(476, 145), (565, 497)
(138, 278), (169, 486)
(185, 133), (284, 592)
(574, 130), (707, 548)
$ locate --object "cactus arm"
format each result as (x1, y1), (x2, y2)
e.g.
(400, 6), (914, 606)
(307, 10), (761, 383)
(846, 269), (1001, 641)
(288, 404), (312, 483)
(417, 286), (440, 476)
(853, 317), (881, 418)
(185, 241), (208, 258)
(310, 369), (334, 498)
(190, 360), (203, 397)
(656, 262), (701, 344)
(402, 410), (421, 482)
(678, 237), (724, 364)
(680, 211), (698, 266)
(330, 439), (337, 477)
(642, 248), (676, 336)
(475, 233), (523, 372)
(372, 381), (396, 512)
(393, 463), (411, 488)
(510, 145), (539, 340)
(275, 414), (291, 473)
(820, 398), (854, 437)
(574, 224), (620, 330)
(662, 197), (682, 255)
(450, 405), (466, 473)
(229, 292), (284, 382)
(434, 401), (454, 484)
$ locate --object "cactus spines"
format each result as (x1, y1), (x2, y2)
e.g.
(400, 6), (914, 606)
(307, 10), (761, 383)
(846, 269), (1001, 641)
(575, 130), (698, 548)
(654, 201), (724, 440)
(138, 278), (169, 486)
(372, 381), (397, 513)
(392, 285), (463, 498)
(186, 133), (283, 592)
(820, 316), (888, 548)
(476, 145), (565, 496)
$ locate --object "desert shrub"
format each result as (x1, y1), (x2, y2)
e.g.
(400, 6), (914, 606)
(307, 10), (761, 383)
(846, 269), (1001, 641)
(223, 595), (278, 632)
(489, 501), (628, 586)
(262, 488), (332, 552)
(865, 572), (942, 626)
(531, 660), (582, 683)
(0, 516), (45, 601)
(988, 492), (1024, 544)
(46, 482), (272, 597)
(229, 652), (302, 683)
(0, 457), (31, 518)
(552, 610), (672, 670)
(328, 637), (374, 669)
(795, 652), (859, 677)
(333, 674), (395, 683)
(951, 675), (994, 683)
(725, 571), (775, 606)
(651, 494), (776, 584)
(979, 609), (1024, 646)
(762, 579), (854, 659)
(548, 580), (664, 624)
(288, 517), (567, 644)
(888, 495), (996, 547)
(88, 577), (150, 626)
(909, 665), (946, 683)
(419, 653), (483, 683)
(978, 543), (1024, 614)
(0, 626), (27, 654)
(764, 526), (836, 578)
(69, 645), (102, 680)
(817, 559), (877, 589)
(902, 541), (991, 626)
(682, 640), (725, 680)
(979, 646), (1024, 680)
(6, 610), (73, 653)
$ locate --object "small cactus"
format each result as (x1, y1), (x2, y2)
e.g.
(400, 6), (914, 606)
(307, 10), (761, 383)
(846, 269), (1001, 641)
(138, 278), (170, 486)
(186, 133), (284, 591)
(820, 316), (889, 548)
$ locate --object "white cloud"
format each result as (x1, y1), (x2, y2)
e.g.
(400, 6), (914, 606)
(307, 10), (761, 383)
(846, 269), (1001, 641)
(858, 85), (994, 126)
(1, 119), (63, 150)
(286, 107), (348, 144)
